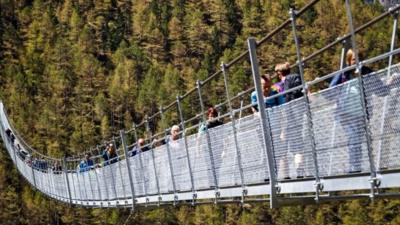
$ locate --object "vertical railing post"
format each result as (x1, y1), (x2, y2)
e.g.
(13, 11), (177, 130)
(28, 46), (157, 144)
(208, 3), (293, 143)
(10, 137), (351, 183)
(113, 136), (126, 205)
(160, 107), (178, 205)
(289, 7), (321, 202)
(11, 139), (17, 164)
(340, 39), (347, 70)
(377, 11), (398, 170)
(30, 153), (37, 188)
(49, 160), (56, 198)
(92, 157), (102, 205)
(97, 145), (110, 206)
(63, 157), (72, 205)
(45, 159), (52, 196)
(68, 161), (77, 204)
(73, 159), (81, 202)
(221, 62), (246, 204)
(176, 95), (196, 204)
(132, 124), (149, 204)
(145, 117), (162, 204)
(246, 40), (278, 208)
(77, 160), (88, 204)
(345, 0), (377, 199)
(85, 156), (95, 202)
(196, 80), (219, 199)
(71, 161), (80, 203)
(108, 137), (118, 203)
(120, 130), (136, 210)
(328, 39), (348, 176)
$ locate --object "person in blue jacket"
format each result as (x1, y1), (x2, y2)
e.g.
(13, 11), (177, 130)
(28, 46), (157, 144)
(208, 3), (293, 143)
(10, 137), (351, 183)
(79, 153), (94, 172)
(251, 74), (285, 113)
(329, 49), (393, 173)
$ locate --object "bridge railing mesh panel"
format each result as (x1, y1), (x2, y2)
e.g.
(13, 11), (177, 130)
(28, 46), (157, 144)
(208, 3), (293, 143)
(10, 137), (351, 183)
(95, 165), (115, 200)
(169, 138), (192, 192)
(236, 114), (270, 184)
(71, 172), (79, 201)
(114, 159), (130, 199)
(187, 133), (215, 190)
(97, 165), (108, 200)
(208, 122), (242, 187)
(80, 171), (93, 200)
(89, 169), (102, 200)
(311, 79), (370, 175)
(130, 154), (146, 196)
(363, 67), (400, 171)
(142, 150), (158, 195)
(153, 145), (174, 194)
(53, 173), (67, 199)
(268, 97), (315, 179)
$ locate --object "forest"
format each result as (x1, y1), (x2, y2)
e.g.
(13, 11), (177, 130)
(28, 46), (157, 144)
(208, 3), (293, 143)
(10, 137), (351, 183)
(1, 0), (400, 224)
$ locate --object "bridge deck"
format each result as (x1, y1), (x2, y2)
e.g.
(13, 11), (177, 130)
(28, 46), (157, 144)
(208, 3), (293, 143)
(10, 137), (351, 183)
(1, 64), (400, 208)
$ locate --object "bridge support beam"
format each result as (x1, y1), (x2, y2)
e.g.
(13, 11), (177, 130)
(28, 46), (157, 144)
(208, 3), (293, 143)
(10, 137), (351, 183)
(109, 137), (118, 204)
(132, 124), (149, 205)
(377, 10), (398, 172)
(112, 137), (126, 206)
(92, 156), (103, 206)
(160, 107), (178, 205)
(145, 117), (162, 205)
(247, 38), (278, 208)
(31, 158), (37, 188)
(196, 80), (220, 203)
(176, 96), (196, 205)
(63, 157), (72, 205)
(289, 7), (322, 201)
(221, 62), (247, 204)
(85, 156), (95, 203)
(345, 0), (378, 199)
(120, 130), (136, 210)
(97, 145), (110, 205)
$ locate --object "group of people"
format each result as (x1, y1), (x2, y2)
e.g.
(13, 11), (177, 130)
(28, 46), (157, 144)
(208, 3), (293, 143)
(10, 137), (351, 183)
(3, 48), (397, 183)
(78, 143), (117, 173)
(250, 50), (398, 177)
(250, 61), (306, 179)
(5, 128), (15, 144)
(124, 68), (301, 185)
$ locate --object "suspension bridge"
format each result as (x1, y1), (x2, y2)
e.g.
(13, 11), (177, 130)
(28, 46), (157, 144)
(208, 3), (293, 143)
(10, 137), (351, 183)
(1, 0), (400, 209)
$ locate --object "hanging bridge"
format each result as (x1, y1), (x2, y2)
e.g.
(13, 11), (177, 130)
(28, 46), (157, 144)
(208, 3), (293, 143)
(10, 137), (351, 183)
(1, 0), (400, 209)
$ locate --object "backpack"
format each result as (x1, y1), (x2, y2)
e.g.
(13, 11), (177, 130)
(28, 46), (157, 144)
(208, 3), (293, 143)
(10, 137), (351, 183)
(284, 73), (303, 102)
